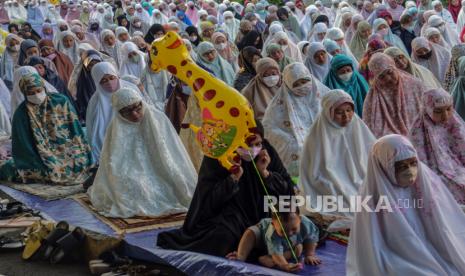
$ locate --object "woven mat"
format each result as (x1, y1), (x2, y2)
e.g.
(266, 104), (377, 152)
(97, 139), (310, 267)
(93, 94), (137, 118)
(74, 195), (185, 234)
(3, 182), (85, 201)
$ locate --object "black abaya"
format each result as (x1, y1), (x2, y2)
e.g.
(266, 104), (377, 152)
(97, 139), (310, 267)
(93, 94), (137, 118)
(157, 140), (294, 257)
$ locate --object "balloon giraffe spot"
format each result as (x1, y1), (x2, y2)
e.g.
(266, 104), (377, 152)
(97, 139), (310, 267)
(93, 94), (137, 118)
(193, 78), (205, 91)
(229, 107), (240, 117)
(203, 90), (216, 101)
(181, 60), (188, 66)
(216, 101), (225, 108)
(186, 70), (192, 78)
(167, 65), (177, 75)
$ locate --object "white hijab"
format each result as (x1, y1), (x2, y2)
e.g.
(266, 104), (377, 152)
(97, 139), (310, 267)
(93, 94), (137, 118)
(263, 62), (329, 177)
(305, 42), (332, 82)
(325, 27), (359, 68)
(56, 31), (80, 65)
(86, 62), (135, 163)
(411, 37), (452, 83)
(220, 11), (240, 42)
(346, 134), (465, 275)
(299, 89), (375, 217)
(272, 31), (303, 63)
(119, 41), (146, 77)
(88, 87), (197, 218)
(151, 9), (169, 25)
(100, 29), (123, 68)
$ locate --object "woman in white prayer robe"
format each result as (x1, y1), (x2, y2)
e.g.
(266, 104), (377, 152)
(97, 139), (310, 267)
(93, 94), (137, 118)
(299, 89), (376, 217)
(263, 62), (329, 177)
(88, 87), (197, 218)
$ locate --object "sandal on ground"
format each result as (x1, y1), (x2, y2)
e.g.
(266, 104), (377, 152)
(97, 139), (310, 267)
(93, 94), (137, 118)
(49, 227), (86, 264)
(22, 221), (55, 260)
(41, 221), (70, 260)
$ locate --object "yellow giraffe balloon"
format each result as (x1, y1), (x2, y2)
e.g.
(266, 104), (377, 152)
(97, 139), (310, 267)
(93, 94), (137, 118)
(150, 31), (257, 171)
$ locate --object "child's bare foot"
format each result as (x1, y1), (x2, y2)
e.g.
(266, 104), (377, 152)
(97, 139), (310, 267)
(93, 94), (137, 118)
(258, 255), (275, 268)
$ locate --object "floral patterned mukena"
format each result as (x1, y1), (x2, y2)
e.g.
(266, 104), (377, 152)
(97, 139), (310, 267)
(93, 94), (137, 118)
(409, 88), (465, 205)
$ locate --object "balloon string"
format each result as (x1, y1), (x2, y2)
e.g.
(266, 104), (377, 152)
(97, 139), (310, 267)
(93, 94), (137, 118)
(248, 152), (299, 264)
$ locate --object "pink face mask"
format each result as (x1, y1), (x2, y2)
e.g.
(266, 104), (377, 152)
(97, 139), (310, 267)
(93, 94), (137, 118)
(101, 78), (120, 93)
(45, 53), (57, 60)
(236, 146), (262, 162)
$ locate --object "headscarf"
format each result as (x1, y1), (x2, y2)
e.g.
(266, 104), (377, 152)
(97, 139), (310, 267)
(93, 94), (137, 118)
(38, 39), (74, 87)
(451, 57), (465, 120)
(100, 29), (123, 68)
(424, 27), (451, 50)
(220, 11), (240, 42)
(263, 62), (330, 177)
(277, 7), (302, 40)
(444, 44), (465, 91)
(307, 22), (328, 42)
(176, 9), (193, 27)
(299, 89), (376, 217)
(86, 62), (119, 163)
(305, 42), (332, 82)
(211, 32), (239, 71)
(185, 1), (199, 26)
(449, 0), (462, 22)
(144, 24), (164, 44)
(10, 66), (58, 117)
(358, 37), (387, 82)
(0, 34), (22, 88)
(347, 134), (465, 275)
(186, 26), (201, 47)
(411, 37), (452, 83)
(266, 43), (293, 71)
(345, 14), (364, 44)
(427, 15), (459, 48)
(363, 53), (425, 137)
(237, 30), (263, 51)
(87, 87), (197, 218)
(242, 57), (281, 120)
(56, 31), (80, 65)
(349, 20), (371, 61)
(372, 18), (408, 53)
(409, 88), (465, 205)
(18, 39), (38, 66)
(271, 31), (303, 62)
(119, 41), (146, 78)
(196, 42), (235, 86)
(325, 27), (359, 67)
(384, 47), (441, 90)
(323, 54), (369, 117)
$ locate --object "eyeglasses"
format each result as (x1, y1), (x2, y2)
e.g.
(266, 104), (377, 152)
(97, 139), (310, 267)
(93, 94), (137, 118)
(119, 102), (143, 117)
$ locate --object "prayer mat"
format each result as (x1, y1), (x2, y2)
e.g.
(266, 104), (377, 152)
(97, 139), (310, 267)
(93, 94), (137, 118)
(2, 183), (85, 201)
(74, 195), (185, 234)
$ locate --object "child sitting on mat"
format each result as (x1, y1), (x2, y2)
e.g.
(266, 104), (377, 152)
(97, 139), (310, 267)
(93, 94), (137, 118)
(227, 203), (321, 273)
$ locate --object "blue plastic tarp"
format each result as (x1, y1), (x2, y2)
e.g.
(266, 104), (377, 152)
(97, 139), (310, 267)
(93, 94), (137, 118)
(0, 185), (346, 275)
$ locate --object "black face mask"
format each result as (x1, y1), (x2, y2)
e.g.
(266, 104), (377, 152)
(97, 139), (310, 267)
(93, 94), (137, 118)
(139, 47), (146, 52)
(91, 24), (99, 31)
(59, 27), (68, 32)
(417, 50), (432, 60)
(189, 6), (194, 9)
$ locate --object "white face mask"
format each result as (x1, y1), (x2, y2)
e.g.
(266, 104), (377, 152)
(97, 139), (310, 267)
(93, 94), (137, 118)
(396, 166), (418, 187)
(225, 18), (233, 24)
(291, 81), (312, 96)
(338, 72), (353, 82)
(27, 89), (47, 105)
(215, 42), (227, 50)
(262, 75), (280, 87)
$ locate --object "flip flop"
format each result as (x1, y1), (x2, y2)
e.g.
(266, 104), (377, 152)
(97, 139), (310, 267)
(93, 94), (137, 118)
(41, 221), (70, 260)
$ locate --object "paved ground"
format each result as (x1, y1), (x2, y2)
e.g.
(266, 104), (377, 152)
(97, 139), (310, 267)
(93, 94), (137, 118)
(0, 249), (91, 276)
